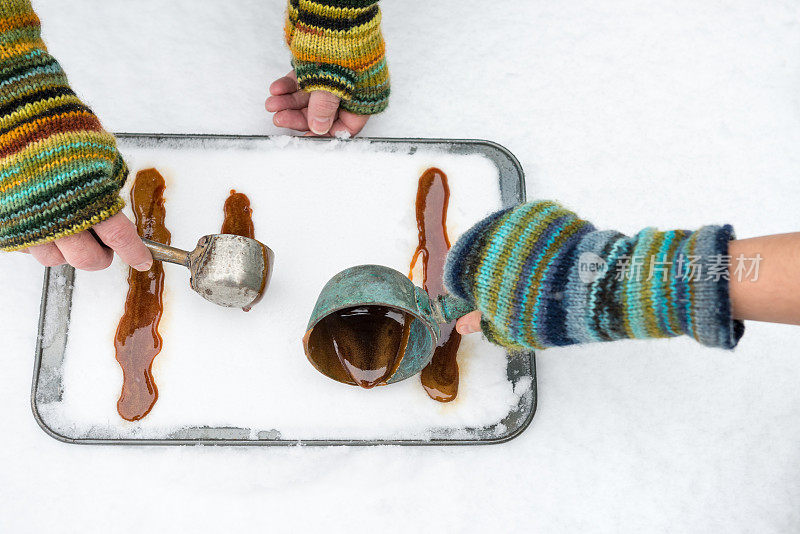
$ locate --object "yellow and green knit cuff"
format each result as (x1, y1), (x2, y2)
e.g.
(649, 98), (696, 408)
(286, 0), (390, 115)
(0, 2), (128, 251)
(0, 0), (35, 17)
(0, 133), (128, 251)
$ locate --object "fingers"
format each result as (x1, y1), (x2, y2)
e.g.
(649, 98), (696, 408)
(267, 76), (369, 137)
(93, 212), (152, 271)
(26, 214), (151, 272)
(307, 90), (341, 135)
(269, 71), (298, 96)
(53, 231), (114, 271)
(330, 110), (370, 138)
(29, 242), (66, 267)
(273, 108), (310, 132)
(455, 311), (482, 335)
(265, 91), (310, 113)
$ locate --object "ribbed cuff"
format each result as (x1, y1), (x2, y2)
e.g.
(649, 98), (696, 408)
(678, 224), (744, 349)
(293, 59), (356, 102)
(0, 146), (128, 251)
(1, 194), (125, 251)
(291, 60), (389, 116)
(340, 59), (389, 114)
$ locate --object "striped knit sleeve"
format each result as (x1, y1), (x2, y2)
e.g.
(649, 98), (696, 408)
(285, 0), (390, 115)
(444, 201), (744, 351)
(0, 0), (126, 252)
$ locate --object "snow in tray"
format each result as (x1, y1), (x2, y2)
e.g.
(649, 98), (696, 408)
(37, 137), (530, 440)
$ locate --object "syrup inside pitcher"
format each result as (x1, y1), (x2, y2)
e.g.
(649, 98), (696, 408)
(304, 305), (413, 388)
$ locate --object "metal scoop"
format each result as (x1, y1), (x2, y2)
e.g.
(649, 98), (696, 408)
(142, 234), (274, 309)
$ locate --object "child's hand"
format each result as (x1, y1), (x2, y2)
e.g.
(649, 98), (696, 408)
(24, 212), (152, 272)
(266, 71), (369, 137)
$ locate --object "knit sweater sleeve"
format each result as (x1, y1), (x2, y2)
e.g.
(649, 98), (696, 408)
(285, 0), (390, 115)
(444, 201), (745, 351)
(0, 0), (127, 251)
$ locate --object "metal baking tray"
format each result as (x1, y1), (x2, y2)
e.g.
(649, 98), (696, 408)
(31, 134), (537, 446)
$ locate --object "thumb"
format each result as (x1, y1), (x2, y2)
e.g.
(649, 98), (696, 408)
(307, 90), (340, 135)
(92, 212), (153, 271)
(456, 311), (482, 335)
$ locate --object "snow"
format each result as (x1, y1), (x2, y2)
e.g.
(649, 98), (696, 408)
(0, 0), (799, 532)
(40, 137), (526, 440)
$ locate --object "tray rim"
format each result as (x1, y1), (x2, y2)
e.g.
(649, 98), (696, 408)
(31, 133), (537, 447)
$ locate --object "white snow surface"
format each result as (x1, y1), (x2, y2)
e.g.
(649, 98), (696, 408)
(1, 0), (799, 532)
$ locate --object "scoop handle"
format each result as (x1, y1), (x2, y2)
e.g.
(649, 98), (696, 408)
(141, 238), (190, 267)
(434, 294), (475, 324)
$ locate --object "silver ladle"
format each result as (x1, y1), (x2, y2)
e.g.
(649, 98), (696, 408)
(142, 234), (274, 309)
